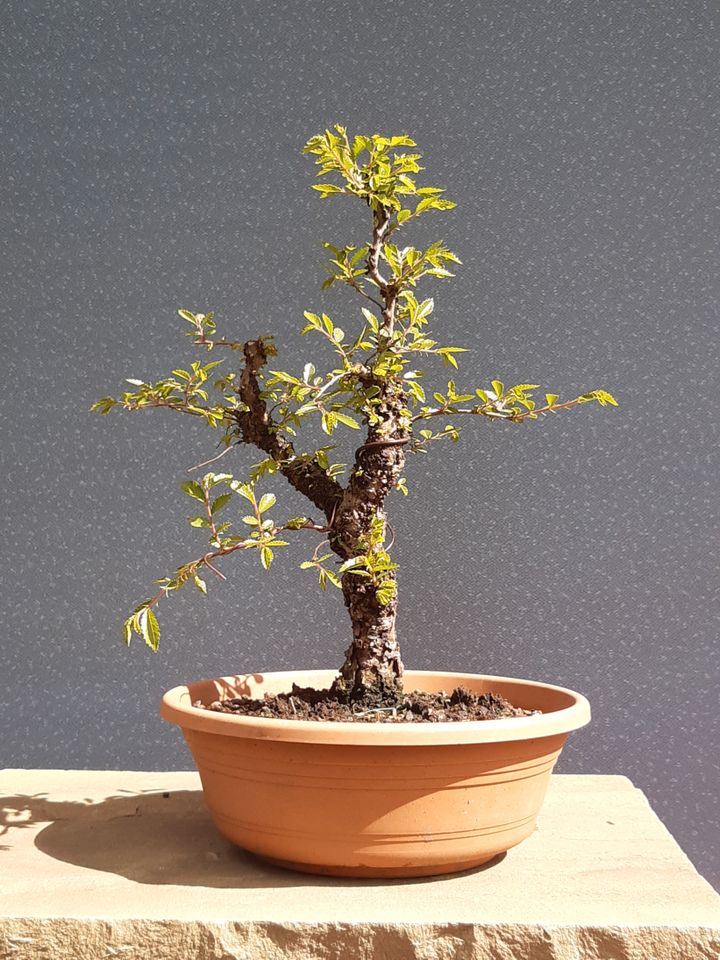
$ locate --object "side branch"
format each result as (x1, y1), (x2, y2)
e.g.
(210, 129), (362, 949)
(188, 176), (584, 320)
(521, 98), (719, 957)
(413, 392), (616, 424)
(366, 207), (393, 295)
(124, 512), (332, 650)
(234, 339), (343, 516)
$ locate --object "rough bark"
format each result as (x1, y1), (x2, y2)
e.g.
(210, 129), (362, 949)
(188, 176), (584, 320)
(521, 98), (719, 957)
(335, 571), (403, 701)
(235, 207), (410, 702)
(234, 338), (342, 518)
(327, 206), (409, 699)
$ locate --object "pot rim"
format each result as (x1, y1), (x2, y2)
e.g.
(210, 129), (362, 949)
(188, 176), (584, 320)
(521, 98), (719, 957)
(160, 669), (591, 745)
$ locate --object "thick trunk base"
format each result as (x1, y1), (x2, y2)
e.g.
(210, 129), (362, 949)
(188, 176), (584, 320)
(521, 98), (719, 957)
(329, 671), (404, 707)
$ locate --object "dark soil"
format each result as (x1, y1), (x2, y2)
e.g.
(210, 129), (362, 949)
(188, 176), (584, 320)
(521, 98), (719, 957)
(194, 685), (537, 723)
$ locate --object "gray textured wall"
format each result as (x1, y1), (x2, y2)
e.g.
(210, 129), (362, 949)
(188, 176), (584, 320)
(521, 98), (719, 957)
(3, 0), (718, 889)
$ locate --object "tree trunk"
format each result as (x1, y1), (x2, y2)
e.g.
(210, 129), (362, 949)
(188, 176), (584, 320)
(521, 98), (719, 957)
(329, 378), (409, 702)
(328, 203), (409, 703)
(333, 528), (403, 702)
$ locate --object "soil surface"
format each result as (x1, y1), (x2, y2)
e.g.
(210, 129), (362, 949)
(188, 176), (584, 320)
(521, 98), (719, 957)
(194, 686), (537, 723)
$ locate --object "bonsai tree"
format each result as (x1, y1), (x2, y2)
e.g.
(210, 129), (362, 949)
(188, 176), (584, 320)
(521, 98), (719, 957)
(93, 125), (616, 705)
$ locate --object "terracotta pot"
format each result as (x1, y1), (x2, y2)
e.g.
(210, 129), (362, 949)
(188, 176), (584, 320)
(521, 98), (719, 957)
(161, 669), (590, 878)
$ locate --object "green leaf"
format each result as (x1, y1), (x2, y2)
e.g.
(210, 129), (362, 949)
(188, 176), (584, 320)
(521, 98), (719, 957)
(194, 574), (208, 595)
(211, 492), (233, 515)
(438, 350), (458, 369)
(416, 298), (434, 320)
(312, 183), (343, 196)
(321, 411), (337, 435)
(405, 380), (426, 404)
(206, 472), (222, 487)
(180, 480), (205, 502)
(351, 134), (371, 157)
(545, 393), (559, 407)
(334, 412), (361, 429)
(122, 617), (133, 647)
(138, 607), (160, 652)
(591, 389), (618, 407)
(90, 397), (117, 415)
(261, 546), (273, 570)
(270, 370), (301, 385)
(491, 380), (505, 398)
(188, 516), (210, 528)
(258, 493), (276, 513)
(376, 580), (397, 606)
(286, 516), (309, 530)
(440, 250), (462, 264)
(361, 308), (379, 331)
(230, 481), (255, 503)
(324, 569), (342, 589)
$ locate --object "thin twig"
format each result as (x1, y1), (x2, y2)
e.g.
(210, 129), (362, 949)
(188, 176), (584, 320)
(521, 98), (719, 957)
(345, 275), (384, 309)
(311, 538), (331, 562)
(193, 331), (247, 350)
(412, 396), (588, 424)
(188, 443), (236, 472)
(123, 399), (207, 418)
(203, 558), (227, 581)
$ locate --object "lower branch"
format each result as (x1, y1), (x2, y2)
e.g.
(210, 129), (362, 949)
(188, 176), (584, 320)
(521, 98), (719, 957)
(233, 338), (343, 517)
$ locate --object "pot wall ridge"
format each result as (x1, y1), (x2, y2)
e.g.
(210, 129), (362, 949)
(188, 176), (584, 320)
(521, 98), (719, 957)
(160, 670), (591, 746)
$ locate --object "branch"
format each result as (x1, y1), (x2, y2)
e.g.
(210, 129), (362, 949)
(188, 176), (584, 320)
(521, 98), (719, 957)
(412, 393), (616, 424)
(188, 443), (236, 472)
(184, 311), (247, 351)
(194, 335), (245, 350)
(128, 510), (334, 644)
(120, 399), (211, 419)
(345, 275), (384, 309)
(366, 207), (392, 294)
(233, 339), (343, 516)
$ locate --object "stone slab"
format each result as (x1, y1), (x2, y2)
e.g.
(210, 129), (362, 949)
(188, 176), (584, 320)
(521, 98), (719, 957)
(1, 770), (718, 958)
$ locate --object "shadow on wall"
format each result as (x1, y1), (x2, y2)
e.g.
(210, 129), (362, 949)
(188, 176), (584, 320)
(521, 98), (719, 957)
(0, 789), (504, 889)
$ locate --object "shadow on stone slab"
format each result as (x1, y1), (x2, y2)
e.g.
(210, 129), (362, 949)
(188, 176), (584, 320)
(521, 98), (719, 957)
(1, 790), (505, 888)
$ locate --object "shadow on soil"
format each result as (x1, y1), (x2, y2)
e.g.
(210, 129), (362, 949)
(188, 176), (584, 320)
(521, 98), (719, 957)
(0, 789), (505, 888)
